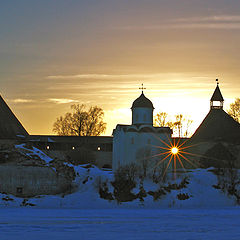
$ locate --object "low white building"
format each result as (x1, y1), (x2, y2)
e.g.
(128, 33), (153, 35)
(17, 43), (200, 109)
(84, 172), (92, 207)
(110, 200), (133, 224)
(112, 91), (172, 173)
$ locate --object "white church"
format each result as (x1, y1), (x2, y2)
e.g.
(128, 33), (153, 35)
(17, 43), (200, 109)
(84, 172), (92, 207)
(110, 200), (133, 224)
(112, 88), (172, 172)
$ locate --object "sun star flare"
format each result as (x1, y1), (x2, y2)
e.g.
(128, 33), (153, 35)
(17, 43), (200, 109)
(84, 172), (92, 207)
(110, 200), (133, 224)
(171, 147), (179, 155)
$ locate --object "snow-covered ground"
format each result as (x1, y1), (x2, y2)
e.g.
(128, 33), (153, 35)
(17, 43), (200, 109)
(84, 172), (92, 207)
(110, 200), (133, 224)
(0, 145), (239, 239)
(0, 164), (238, 209)
(5, 144), (236, 209)
(1, 208), (240, 240)
(15, 143), (53, 164)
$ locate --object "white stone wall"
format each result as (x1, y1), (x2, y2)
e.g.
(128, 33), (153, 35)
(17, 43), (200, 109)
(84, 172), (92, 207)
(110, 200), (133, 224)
(112, 125), (172, 172)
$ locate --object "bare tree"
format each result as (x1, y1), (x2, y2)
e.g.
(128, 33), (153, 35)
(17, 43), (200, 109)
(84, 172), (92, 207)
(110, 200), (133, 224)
(227, 98), (240, 123)
(154, 112), (174, 128)
(85, 106), (107, 136)
(174, 114), (183, 138)
(183, 119), (193, 137)
(154, 112), (168, 127)
(53, 104), (106, 136)
(52, 113), (75, 136)
(154, 112), (193, 137)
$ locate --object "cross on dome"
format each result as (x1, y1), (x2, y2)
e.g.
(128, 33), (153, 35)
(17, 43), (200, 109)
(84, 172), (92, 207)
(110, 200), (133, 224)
(139, 83), (146, 93)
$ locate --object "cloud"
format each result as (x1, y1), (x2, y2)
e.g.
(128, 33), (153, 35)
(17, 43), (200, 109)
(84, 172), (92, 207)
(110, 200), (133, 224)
(118, 15), (240, 30)
(12, 99), (34, 103)
(46, 73), (170, 80)
(46, 73), (209, 83)
(45, 73), (214, 94)
(48, 98), (77, 104)
(168, 23), (240, 30)
(172, 15), (240, 23)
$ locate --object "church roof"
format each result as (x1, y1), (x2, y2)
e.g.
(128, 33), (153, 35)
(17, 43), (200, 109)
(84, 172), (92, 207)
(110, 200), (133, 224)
(210, 84), (224, 102)
(0, 95), (28, 139)
(191, 108), (240, 144)
(131, 93), (154, 109)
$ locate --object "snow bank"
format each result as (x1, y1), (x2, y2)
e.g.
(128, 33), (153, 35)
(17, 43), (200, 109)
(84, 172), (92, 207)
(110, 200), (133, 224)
(0, 165), (239, 209)
(15, 144), (53, 164)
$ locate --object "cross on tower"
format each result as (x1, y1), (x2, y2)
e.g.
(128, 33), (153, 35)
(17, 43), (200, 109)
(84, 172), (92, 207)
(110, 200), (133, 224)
(139, 83), (146, 93)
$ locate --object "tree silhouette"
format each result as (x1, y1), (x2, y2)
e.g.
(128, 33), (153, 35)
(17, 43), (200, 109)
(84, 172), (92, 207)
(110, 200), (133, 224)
(53, 104), (106, 136)
(227, 98), (240, 123)
(154, 112), (193, 137)
(154, 112), (168, 127)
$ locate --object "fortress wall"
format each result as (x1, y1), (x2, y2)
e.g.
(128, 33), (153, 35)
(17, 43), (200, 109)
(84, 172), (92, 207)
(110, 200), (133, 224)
(94, 151), (112, 168)
(188, 142), (240, 168)
(27, 135), (113, 168)
(0, 166), (71, 197)
(40, 148), (112, 168)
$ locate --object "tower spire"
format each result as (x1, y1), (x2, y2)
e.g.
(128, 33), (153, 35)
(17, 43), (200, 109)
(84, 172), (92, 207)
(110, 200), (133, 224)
(210, 79), (224, 109)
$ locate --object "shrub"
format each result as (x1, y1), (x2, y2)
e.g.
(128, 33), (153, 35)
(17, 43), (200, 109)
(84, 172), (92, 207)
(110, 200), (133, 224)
(111, 164), (138, 202)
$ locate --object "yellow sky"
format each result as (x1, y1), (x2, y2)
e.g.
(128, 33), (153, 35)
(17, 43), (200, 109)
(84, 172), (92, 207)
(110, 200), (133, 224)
(7, 76), (236, 136)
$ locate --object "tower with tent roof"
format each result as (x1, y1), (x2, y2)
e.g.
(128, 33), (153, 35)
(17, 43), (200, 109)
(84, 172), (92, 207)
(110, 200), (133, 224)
(210, 79), (224, 109)
(190, 80), (240, 168)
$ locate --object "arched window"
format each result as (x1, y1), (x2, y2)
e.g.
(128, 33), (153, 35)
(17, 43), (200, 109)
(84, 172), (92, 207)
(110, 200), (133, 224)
(131, 137), (134, 144)
(144, 114), (146, 121)
(136, 114), (139, 121)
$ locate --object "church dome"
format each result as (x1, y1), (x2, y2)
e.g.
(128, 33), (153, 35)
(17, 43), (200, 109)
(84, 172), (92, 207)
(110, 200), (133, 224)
(131, 93), (154, 109)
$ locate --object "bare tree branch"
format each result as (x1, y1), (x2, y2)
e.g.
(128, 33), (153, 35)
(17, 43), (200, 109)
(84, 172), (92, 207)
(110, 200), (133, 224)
(53, 104), (106, 136)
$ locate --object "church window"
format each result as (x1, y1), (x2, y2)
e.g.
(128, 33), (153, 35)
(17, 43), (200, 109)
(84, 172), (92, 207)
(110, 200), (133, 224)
(131, 137), (134, 144)
(144, 114), (146, 121)
(136, 114), (138, 121)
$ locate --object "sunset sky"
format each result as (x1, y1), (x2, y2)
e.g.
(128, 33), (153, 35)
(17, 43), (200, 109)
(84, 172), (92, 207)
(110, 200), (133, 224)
(1, 0), (240, 136)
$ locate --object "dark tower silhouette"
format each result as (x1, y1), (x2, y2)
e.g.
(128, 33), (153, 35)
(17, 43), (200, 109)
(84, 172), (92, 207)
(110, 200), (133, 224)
(0, 95), (28, 139)
(191, 80), (240, 144)
(210, 79), (224, 109)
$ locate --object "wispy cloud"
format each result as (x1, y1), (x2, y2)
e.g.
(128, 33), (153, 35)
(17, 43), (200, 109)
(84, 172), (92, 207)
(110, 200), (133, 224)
(46, 73), (207, 83)
(45, 73), (213, 92)
(119, 15), (240, 30)
(172, 15), (240, 23)
(46, 73), (171, 80)
(48, 98), (77, 104)
(12, 99), (34, 103)
(169, 23), (240, 30)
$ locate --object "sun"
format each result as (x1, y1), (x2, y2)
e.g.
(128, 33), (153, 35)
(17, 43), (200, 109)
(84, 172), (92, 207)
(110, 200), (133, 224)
(171, 147), (178, 155)
(149, 136), (200, 180)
